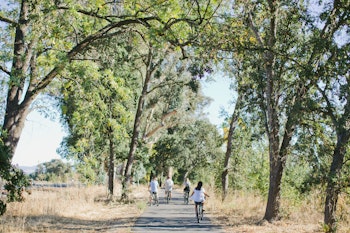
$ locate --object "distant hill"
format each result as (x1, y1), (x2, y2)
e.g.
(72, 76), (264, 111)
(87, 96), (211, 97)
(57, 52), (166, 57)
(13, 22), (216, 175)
(19, 166), (37, 175)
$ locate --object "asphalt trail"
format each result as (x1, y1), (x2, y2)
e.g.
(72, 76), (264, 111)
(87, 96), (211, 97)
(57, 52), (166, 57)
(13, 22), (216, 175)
(132, 189), (224, 232)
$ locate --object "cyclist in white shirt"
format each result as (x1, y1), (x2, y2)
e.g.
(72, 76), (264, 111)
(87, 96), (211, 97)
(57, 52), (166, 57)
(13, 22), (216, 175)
(149, 176), (159, 204)
(164, 176), (174, 200)
(190, 181), (209, 215)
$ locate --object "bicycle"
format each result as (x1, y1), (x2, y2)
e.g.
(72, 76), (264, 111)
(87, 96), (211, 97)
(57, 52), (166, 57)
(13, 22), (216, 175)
(165, 190), (171, 204)
(195, 201), (204, 223)
(184, 191), (190, 204)
(150, 192), (159, 206)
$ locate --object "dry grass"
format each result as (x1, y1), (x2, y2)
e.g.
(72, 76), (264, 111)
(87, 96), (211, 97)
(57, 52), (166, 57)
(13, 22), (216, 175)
(1, 184), (349, 233)
(206, 189), (350, 233)
(0, 184), (148, 233)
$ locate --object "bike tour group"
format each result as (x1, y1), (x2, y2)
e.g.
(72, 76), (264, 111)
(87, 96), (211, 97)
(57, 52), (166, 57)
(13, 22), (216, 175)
(148, 176), (210, 223)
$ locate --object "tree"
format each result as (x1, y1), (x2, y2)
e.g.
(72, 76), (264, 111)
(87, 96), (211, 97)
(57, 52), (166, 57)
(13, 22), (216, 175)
(221, 92), (242, 201)
(0, 138), (28, 215)
(61, 67), (132, 194)
(307, 2), (350, 230)
(0, 0), (222, 212)
(229, 0), (349, 223)
(158, 119), (223, 182)
(227, 0), (309, 220)
(121, 42), (203, 199)
(30, 159), (72, 182)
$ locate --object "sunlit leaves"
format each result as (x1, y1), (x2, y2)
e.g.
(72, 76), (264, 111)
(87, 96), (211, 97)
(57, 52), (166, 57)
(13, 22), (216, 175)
(59, 56), (133, 161)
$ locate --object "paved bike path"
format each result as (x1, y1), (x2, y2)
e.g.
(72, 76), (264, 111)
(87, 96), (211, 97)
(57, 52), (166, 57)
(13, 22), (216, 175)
(132, 189), (224, 232)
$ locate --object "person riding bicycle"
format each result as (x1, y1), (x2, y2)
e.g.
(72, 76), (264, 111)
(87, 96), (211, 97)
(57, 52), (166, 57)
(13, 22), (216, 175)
(183, 178), (191, 204)
(190, 181), (209, 215)
(183, 177), (191, 192)
(164, 176), (174, 200)
(149, 176), (159, 205)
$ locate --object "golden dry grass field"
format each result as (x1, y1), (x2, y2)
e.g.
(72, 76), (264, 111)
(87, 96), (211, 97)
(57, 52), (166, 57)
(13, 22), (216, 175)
(0, 184), (349, 233)
(207, 189), (350, 233)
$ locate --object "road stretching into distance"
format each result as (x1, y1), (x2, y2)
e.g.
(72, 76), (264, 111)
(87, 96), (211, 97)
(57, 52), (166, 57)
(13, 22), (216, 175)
(132, 189), (225, 232)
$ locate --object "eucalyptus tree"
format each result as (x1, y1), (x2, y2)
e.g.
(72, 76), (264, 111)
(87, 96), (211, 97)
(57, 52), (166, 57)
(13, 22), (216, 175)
(147, 78), (217, 179)
(221, 91), (242, 201)
(120, 39), (213, 199)
(57, 34), (137, 196)
(58, 52), (133, 195)
(163, 119), (223, 182)
(0, 0), (222, 211)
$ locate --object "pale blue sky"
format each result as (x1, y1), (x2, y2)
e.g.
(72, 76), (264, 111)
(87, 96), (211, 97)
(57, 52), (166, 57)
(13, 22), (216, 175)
(13, 77), (234, 167)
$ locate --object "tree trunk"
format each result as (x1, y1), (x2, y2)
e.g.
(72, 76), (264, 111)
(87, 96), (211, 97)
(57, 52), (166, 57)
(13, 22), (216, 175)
(324, 131), (349, 232)
(247, 0), (284, 220)
(107, 129), (115, 197)
(222, 93), (241, 201)
(3, 99), (32, 156)
(263, 49), (282, 221)
(3, 0), (32, 156)
(264, 151), (284, 221)
(121, 46), (154, 200)
(121, 90), (144, 200)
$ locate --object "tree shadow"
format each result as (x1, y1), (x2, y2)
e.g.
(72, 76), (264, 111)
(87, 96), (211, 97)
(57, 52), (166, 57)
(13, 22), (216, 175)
(215, 214), (262, 227)
(23, 214), (137, 232)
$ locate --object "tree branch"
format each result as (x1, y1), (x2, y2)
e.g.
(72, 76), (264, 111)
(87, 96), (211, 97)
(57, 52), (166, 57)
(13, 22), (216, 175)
(143, 110), (178, 139)
(0, 65), (11, 76)
(0, 15), (17, 25)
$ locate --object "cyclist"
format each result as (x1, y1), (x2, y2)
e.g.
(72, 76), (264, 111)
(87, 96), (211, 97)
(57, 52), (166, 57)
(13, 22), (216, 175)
(149, 176), (159, 205)
(164, 176), (174, 201)
(183, 178), (191, 203)
(190, 181), (209, 216)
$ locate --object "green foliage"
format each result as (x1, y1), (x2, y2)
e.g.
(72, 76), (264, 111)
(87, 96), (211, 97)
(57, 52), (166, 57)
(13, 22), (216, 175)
(281, 154), (316, 205)
(133, 160), (147, 184)
(0, 135), (29, 215)
(58, 38), (135, 180)
(75, 156), (106, 185)
(151, 119), (224, 183)
(2, 0), (349, 227)
(30, 159), (73, 182)
(224, 125), (270, 194)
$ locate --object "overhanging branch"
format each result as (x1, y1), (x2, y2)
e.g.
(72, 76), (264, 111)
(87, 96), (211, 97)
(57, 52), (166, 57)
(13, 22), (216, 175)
(0, 65), (11, 76)
(0, 15), (16, 25)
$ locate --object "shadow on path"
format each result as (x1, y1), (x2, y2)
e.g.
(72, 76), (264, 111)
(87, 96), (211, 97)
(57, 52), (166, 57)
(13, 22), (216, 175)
(132, 189), (224, 232)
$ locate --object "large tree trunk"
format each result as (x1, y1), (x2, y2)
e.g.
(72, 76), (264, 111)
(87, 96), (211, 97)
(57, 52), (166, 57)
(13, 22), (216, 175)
(246, 0), (285, 220)
(121, 83), (146, 200)
(264, 150), (284, 220)
(324, 131), (349, 232)
(3, 0), (32, 156)
(222, 93), (241, 201)
(3, 99), (32, 156)
(264, 99), (301, 221)
(121, 46), (154, 200)
(263, 49), (282, 221)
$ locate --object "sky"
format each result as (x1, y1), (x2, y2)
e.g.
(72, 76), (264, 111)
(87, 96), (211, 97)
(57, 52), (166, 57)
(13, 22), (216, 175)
(12, 77), (234, 167)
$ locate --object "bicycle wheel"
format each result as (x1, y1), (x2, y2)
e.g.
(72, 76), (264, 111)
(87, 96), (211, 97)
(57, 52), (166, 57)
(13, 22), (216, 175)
(151, 193), (154, 205)
(155, 194), (159, 206)
(200, 203), (204, 220)
(184, 192), (188, 204)
(150, 193), (154, 206)
(195, 203), (200, 223)
(152, 193), (159, 206)
(166, 191), (170, 204)
(198, 203), (203, 221)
